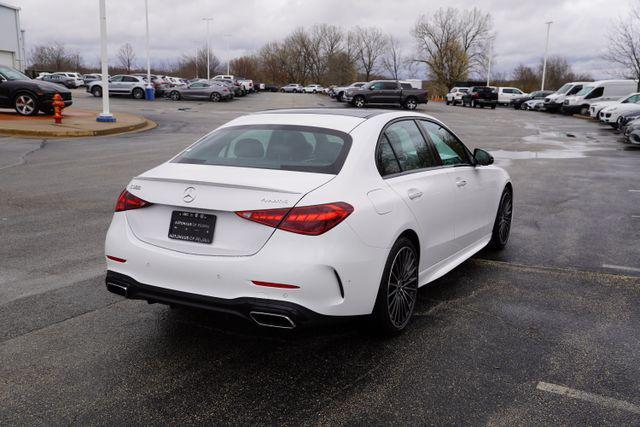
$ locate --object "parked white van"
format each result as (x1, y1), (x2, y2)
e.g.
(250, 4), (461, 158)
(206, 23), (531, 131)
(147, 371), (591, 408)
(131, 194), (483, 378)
(497, 87), (527, 105)
(543, 82), (591, 112)
(562, 80), (639, 115)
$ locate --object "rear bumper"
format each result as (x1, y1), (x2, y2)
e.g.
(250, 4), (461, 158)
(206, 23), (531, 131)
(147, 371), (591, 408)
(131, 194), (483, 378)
(106, 270), (343, 328)
(105, 213), (388, 318)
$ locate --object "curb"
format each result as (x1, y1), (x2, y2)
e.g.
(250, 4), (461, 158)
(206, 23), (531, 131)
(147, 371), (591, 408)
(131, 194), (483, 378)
(0, 118), (156, 138)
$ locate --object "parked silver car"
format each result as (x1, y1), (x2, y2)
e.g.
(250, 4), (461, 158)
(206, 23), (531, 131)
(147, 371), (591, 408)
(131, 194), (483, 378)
(280, 83), (303, 93)
(168, 81), (231, 102)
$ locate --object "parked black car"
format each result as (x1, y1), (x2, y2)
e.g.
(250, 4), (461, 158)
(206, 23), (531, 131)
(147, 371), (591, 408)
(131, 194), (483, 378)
(0, 66), (72, 116)
(462, 86), (498, 108)
(511, 90), (554, 110)
(263, 83), (279, 92)
(618, 110), (640, 130)
(343, 80), (428, 110)
(41, 73), (77, 89)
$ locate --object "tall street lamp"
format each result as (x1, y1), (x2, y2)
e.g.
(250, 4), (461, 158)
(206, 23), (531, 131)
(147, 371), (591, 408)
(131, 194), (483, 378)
(541, 21), (553, 91)
(225, 33), (231, 75)
(203, 17), (213, 80)
(97, 0), (115, 122)
(144, 0), (154, 100)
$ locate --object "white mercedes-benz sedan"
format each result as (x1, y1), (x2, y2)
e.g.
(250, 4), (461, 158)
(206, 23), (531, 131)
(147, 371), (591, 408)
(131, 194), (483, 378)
(105, 108), (513, 334)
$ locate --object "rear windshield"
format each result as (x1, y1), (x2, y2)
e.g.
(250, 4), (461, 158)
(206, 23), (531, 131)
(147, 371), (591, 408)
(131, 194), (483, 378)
(173, 125), (352, 174)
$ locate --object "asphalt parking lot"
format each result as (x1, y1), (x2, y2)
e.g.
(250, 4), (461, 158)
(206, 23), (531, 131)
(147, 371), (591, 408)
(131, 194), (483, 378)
(1, 91), (639, 425)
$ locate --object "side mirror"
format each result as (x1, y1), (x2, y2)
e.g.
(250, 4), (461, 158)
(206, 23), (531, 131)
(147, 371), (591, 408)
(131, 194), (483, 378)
(473, 148), (494, 166)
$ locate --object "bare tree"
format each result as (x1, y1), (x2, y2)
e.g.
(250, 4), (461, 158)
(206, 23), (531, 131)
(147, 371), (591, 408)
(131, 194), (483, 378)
(605, 0), (640, 91)
(29, 42), (72, 71)
(510, 56), (591, 92)
(352, 26), (388, 81)
(179, 46), (221, 79)
(117, 43), (136, 74)
(412, 7), (493, 90)
(382, 36), (404, 79)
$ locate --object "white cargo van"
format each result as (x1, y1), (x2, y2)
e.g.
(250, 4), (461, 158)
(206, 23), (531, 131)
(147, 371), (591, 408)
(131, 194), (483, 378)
(562, 80), (639, 115)
(543, 82), (591, 112)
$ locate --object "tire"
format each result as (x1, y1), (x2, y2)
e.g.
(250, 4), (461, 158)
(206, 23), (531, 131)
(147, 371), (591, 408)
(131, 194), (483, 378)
(490, 104), (496, 110)
(445, 100), (450, 105)
(472, 100), (477, 108)
(353, 96), (366, 108)
(404, 97), (418, 110)
(280, 89), (285, 93)
(489, 187), (513, 250)
(91, 86), (102, 97)
(132, 88), (145, 99)
(336, 92), (343, 102)
(210, 92), (221, 102)
(169, 91), (180, 101)
(313, 90), (317, 94)
(372, 237), (419, 335)
(14, 93), (39, 116)
(580, 105), (589, 116)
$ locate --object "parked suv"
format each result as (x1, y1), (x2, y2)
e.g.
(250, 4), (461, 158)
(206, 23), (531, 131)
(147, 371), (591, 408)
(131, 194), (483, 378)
(41, 73), (77, 89)
(87, 75), (147, 99)
(331, 82), (366, 101)
(343, 80), (428, 110)
(0, 66), (72, 116)
(543, 82), (591, 113)
(446, 87), (469, 105)
(511, 90), (554, 110)
(54, 72), (84, 88)
(462, 86), (498, 108)
(280, 83), (303, 93)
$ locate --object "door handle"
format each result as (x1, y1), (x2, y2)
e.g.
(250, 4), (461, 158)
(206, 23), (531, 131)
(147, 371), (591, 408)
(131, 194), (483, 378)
(456, 179), (467, 187)
(407, 189), (423, 200)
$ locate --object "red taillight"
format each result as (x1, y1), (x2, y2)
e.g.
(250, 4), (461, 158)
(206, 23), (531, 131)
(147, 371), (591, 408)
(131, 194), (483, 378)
(235, 202), (353, 236)
(252, 280), (300, 289)
(115, 189), (153, 212)
(106, 255), (127, 263)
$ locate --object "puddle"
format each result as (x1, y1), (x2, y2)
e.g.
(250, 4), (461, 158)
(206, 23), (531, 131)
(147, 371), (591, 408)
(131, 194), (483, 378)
(491, 149), (586, 160)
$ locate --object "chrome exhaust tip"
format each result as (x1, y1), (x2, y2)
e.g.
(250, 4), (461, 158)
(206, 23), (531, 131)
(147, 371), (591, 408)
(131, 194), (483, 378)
(249, 311), (296, 329)
(106, 281), (129, 297)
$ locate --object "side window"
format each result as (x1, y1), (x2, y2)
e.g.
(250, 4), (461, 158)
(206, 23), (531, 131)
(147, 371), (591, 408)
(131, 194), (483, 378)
(626, 94), (640, 103)
(419, 121), (471, 166)
(382, 82), (399, 90)
(370, 82), (382, 90)
(123, 76), (137, 83)
(380, 120), (437, 174)
(585, 87), (603, 99)
(110, 76), (123, 82)
(568, 85), (581, 95)
(503, 88), (513, 94)
(376, 137), (401, 176)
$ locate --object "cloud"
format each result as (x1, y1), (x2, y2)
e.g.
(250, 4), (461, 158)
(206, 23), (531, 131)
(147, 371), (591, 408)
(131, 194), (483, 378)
(13, 0), (633, 78)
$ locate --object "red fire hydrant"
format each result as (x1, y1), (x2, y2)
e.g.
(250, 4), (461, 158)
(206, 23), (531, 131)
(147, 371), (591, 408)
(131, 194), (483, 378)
(52, 93), (66, 124)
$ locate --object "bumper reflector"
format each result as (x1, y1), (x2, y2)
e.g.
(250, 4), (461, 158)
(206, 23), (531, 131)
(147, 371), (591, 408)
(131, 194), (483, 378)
(106, 255), (127, 263)
(252, 280), (300, 289)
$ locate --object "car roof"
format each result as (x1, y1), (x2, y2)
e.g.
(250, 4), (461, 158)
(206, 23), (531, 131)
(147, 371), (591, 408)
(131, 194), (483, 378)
(220, 108), (437, 134)
(257, 108), (389, 119)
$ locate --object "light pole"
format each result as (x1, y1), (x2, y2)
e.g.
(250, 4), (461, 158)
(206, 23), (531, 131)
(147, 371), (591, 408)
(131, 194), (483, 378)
(195, 47), (198, 79)
(486, 38), (493, 86)
(225, 33), (231, 75)
(97, 0), (115, 122)
(203, 18), (213, 80)
(144, 0), (154, 100)
(541, 21), (553, 91)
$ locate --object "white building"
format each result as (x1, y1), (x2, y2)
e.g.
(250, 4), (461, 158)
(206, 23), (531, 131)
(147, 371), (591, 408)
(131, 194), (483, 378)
(0, 2), (25, 71)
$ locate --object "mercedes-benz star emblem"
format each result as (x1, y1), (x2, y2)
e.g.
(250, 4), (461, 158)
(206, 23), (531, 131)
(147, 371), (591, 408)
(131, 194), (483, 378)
(183, 186), (196, 203)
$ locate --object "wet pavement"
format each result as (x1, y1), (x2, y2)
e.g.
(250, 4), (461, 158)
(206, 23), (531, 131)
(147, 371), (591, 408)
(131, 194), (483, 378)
(1, 92), (639, 424)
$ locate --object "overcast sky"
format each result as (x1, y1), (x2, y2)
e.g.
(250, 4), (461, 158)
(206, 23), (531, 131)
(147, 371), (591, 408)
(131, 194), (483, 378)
(10, 0), (635, 78)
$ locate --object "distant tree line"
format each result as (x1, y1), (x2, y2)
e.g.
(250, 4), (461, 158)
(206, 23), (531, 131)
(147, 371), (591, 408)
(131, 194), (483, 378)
(26, 2), (640, 94)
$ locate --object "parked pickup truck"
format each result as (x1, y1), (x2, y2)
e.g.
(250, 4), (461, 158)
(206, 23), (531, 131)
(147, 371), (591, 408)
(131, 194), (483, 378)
(343, 80), (428, 110)
(462, 86), (498, 108)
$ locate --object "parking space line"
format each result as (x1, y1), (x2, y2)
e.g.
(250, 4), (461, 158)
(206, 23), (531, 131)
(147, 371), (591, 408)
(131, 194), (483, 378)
(536, 381), (640, 415)
(602, 264), (640, 273)
(632, 215), (640, 219)
(629, 189), (640, 193)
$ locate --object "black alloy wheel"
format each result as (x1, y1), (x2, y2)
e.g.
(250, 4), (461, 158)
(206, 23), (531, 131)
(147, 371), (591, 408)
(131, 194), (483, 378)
(373, 237), (419, 334)
(490, 187), (513, 249)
